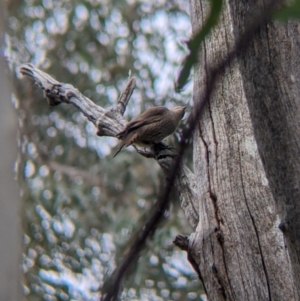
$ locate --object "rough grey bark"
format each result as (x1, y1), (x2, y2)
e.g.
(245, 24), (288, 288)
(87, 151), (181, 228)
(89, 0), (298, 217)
(0, 3), (22, 300)
(238, 10), (300, 299)
(188, 0), (298, 300)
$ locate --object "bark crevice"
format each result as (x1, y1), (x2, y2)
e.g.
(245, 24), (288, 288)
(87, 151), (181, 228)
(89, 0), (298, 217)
(237, 140), (272, 301)
(198, 122), (234, 298)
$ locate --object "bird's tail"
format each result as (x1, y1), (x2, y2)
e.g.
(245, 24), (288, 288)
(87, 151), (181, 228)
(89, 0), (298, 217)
(112, 141), (125, 158)
(112, 132), (137, 158)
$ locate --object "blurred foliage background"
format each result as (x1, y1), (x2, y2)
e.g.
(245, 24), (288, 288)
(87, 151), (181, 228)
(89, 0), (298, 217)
(5, 0), (202, 300)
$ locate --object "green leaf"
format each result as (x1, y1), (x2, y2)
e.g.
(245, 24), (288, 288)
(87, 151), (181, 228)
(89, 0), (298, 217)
(274, 0), (300, 22)
(176, 0), (223, 92)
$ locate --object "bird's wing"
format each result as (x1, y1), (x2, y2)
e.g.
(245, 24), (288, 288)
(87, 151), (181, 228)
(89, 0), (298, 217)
(127, 107), (166, 128)
(117, 107), (168, 138)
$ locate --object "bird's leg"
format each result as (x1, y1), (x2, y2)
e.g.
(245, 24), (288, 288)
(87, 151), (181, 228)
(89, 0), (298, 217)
(152, 142), (171, 151)
(133, 145), (154, 158)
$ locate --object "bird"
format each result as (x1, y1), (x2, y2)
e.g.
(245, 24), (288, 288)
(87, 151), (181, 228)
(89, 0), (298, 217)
(112, 106), (186, 157)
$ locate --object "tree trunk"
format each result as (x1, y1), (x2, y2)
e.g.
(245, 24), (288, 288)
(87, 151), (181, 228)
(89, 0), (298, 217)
(189, 1), (299, 300)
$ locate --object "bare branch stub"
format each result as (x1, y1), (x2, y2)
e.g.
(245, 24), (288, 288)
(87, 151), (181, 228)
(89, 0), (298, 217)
(173, 234), (189, 251)
(115, 76), (136, 116)
(97, 74), (136, 135)
(173, 235), (204, 289)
